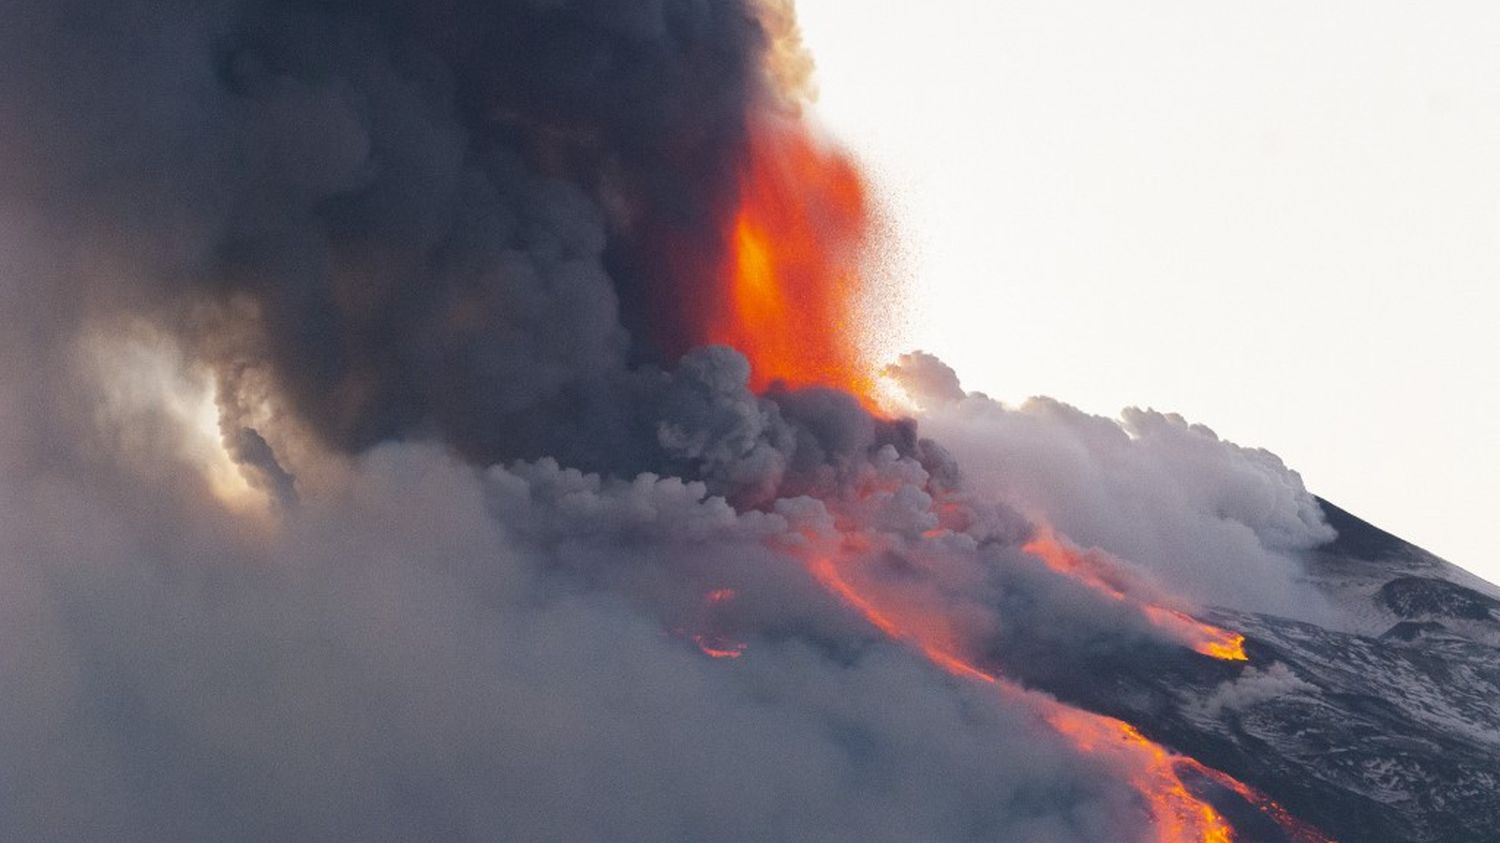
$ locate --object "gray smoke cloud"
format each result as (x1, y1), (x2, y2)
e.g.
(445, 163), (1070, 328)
(0, 427), (1164, 842)
(0, 1), (1339, 840)
(885, 351), (1336, 619)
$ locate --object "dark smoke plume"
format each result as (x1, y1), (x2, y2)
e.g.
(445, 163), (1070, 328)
(2, 0), (778, 475)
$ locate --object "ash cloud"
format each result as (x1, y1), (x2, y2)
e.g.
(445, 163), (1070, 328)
(0, 434), (1156, 842)
(0, 0), (763, 471)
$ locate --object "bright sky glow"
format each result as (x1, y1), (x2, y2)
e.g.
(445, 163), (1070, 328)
(798, 1), (1499, 584)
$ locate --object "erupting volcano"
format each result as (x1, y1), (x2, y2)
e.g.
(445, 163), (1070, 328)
(2, 1), (1495, 841)
(658, 14), (1320, 839)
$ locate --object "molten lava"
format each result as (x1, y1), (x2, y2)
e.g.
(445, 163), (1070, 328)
(808, 555), (1330, 843)
(692, 635), (746, 659)
(683, 587), (747, 659)
(1024, 527), (1248, 662)
(708, 116), (876, 399)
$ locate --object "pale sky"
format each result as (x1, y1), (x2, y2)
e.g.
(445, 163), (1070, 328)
(797, 1), (1499, 584)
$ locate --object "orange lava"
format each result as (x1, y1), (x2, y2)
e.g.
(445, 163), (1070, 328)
(682, 588), (748, 659)
(692, 634), (747, 659)
(708, 116), (876, 400)
(1023, 527), (1248, 662)
(810, 557), (994, 684)
(808, 555), (1328, 843)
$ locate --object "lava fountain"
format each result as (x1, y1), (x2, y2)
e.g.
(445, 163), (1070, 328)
(705, 115), (876, 400)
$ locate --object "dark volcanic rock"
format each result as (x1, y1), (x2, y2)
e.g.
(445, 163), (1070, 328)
(1377, 576), (1500, 622)
(1315, 497), (1411, 561)
(1381, 620), (1449, 641)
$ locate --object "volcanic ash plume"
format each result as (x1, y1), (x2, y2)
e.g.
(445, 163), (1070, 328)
(0, 1), (1336, 841)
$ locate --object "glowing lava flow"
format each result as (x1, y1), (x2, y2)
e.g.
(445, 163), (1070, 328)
(708, 116), (875, 399)
(1024, 527), (1248, 662)
(807, 557), (1331, 843)
(684, 588), (747, 659)
(691, 636), (746, 659)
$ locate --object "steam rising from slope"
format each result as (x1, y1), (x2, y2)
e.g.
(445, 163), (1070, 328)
(886, 352), (1336, 619)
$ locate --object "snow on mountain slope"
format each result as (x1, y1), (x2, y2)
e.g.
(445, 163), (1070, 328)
(1007, 499), (1500, 843)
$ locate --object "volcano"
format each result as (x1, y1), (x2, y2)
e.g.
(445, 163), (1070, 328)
(0, 1), (1495, 841)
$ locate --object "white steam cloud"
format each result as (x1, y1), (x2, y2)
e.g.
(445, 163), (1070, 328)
(886, 351), (1335, 619)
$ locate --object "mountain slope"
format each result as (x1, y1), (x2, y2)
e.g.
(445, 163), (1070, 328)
(1010, 499), (1500, 843)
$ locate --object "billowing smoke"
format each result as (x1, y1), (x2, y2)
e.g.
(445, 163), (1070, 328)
(0, 441), (1160, 842)
(886, 352), (1336, 619)
(0, 0), (769, 471)
(0, 1), (1338, 841)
